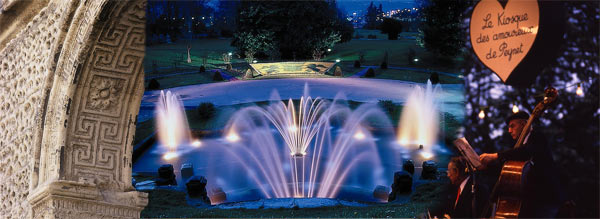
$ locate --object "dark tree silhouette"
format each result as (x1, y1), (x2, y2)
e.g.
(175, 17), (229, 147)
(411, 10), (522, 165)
(420, 0), (469, 57)
(380, 18), (403, 40)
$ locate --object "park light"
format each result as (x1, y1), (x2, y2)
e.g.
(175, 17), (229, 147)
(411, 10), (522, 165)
(335, 59), (340, 63)
(327, 48), (331, 52)
(202, 16), (205, 20)
(512, 103), (519, 113)
(576, 83), (584, 96)
(478, 109), (485, 119)
(413, 58), (419, 62)
(228, 52), (232, 56)
(252, 60), (257, 63)
(192, 17), (194, 20)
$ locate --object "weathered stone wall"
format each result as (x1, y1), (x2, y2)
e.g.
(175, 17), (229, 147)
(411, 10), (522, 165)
(0, 0), (147, 218)
(0, 1), (71, 217)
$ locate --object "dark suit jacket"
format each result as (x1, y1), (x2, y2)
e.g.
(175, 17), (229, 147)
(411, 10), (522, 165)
(496, 130), (563, 204)
(449, 177), (490, 218)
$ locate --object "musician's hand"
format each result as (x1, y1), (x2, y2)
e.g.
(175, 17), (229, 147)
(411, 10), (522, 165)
(443, 213), (451, 219)
(479, 153), (498, 166)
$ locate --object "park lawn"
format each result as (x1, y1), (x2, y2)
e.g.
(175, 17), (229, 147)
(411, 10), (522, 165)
(144, 31), (462, 80)
(144, 71), (217, 89)
(369, 68), (463, 84)
(323, 35), (461, 74)
(144, 38), (242, 74)
(139, 181), (451, 218)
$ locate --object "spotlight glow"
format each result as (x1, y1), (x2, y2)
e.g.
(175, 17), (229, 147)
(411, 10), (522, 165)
(163, 152), (178, 160)
(288, 126), (298, 133)
(354, 131), (365, 140)
(226, 132), (240, 142)
(420, 151), (433, 159)
(192, 140), (202, 147)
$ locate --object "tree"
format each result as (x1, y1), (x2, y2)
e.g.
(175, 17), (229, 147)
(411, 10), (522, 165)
(233, 1), (343, 60)
(380, 18), (403, 40)
(420, 0), (469, 57)
(364, 2), (380, 29)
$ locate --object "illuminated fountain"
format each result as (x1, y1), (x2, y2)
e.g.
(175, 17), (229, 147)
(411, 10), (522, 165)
(155, 90), (196, 160)
(146, 81), (446, 202)
(216, 84), (396, 199)
(396, 81), (441, 159)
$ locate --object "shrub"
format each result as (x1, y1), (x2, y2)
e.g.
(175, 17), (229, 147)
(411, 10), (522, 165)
(354, 60), (361, 68)
(334, 66), (343, 77)
(147, 79), (160, 90)
(364, 68), (375, 78)
(199, 66), (206, 73)
(378, 100), (396, 116)
(197, 102), (216, 121)
(380, 61), (388, 69)
(213, 71), (224, 81)
(381, 51), (389, 69)
(407, 48), (416, 65)
(429, 72), (440, 84)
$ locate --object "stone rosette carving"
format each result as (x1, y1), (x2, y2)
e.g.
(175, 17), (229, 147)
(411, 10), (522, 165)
(86, 75), (125, 113)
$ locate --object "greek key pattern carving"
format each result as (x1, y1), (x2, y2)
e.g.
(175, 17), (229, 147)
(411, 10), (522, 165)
(67, 0), (145, 189)
(72, 116), (121, 178)
(90, 1), (145, 74)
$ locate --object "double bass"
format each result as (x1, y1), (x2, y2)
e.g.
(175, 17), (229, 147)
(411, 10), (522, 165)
(484, 87), (558, 218)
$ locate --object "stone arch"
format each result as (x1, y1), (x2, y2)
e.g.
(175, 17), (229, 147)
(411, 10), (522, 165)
(0, 0), (147, 218)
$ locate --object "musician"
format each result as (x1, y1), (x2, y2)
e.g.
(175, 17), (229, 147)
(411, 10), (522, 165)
(445, 156), (490, 218)
(479, 111), (564, 218)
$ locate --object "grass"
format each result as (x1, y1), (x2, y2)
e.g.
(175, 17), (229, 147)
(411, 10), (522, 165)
(143, 30), (464, 88)
(139, 181), (451, 218)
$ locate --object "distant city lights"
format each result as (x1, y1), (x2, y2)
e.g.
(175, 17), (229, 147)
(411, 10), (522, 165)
(512, 104), (519, 113)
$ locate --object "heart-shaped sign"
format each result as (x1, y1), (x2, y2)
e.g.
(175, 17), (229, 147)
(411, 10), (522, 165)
(470, 0), (539, 82)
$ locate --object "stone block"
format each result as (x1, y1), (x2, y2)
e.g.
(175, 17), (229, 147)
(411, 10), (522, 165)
(421, 160), (438, 180)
